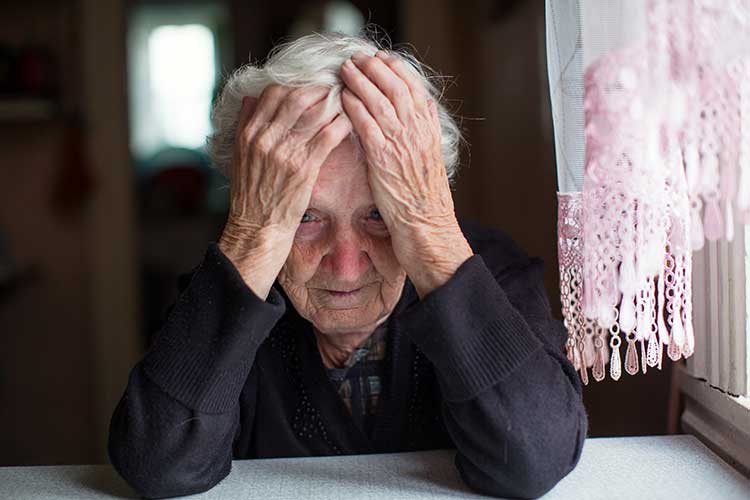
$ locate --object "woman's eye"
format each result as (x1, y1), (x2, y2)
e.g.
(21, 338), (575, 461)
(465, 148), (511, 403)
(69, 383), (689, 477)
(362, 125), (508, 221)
(301, 212), (315, 223)
(368, 208), (382, 221)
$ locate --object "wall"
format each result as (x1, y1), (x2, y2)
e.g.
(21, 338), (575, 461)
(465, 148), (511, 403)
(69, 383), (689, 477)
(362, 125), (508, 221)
(0, 122), (94, 464)
(0, 0), (138, 465)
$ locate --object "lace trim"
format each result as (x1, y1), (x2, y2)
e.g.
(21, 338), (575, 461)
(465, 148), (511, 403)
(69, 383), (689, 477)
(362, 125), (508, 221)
(557, 0), (748, 382)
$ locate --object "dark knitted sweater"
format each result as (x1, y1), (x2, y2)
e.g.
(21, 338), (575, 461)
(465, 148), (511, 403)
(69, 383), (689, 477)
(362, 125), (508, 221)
(108, 221), (588, 499)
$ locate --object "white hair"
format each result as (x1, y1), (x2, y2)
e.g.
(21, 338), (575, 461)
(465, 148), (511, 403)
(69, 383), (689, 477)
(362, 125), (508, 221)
(207, 31), (463, 184)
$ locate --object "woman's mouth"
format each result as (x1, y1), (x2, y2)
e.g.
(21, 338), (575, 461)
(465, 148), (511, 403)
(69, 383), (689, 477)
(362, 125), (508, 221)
(327, 287), (363, 297)
(314, 285), (370, 309)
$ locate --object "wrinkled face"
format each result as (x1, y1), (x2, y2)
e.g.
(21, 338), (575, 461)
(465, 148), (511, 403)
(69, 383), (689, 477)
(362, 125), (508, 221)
(277, 140), (407, 336)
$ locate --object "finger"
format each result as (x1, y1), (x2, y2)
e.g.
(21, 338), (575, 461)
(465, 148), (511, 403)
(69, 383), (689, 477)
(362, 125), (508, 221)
(274, 95), (340, 162)
(232, 96), (258, 170)
(272, 86), (330, 131)
(340, 57), (400, 133)
(230, 96), (260, 195)
(427, 99), (440, 129)
(290, 94), (340, 140)
(348, 52), (412, 122)
(243, 84), (293, 141)
(307, 113), (353, 167)
(341, 87), (385, 150)
(234, 96), (258, 143)
(374, 50), (430, 104)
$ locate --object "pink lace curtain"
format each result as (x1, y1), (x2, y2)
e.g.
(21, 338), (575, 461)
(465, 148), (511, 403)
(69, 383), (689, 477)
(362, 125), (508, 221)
(546, 0), (750, 384)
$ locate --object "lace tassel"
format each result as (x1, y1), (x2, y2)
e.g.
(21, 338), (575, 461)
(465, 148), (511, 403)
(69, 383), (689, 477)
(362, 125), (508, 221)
(625, 336), (639, 375)
(610, 331), (622, 381)
(647, 329), (660, 367)
(592, 329), (607, 382)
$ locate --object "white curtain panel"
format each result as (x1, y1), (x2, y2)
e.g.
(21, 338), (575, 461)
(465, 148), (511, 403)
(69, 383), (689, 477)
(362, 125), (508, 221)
(546, 0), (750, 384)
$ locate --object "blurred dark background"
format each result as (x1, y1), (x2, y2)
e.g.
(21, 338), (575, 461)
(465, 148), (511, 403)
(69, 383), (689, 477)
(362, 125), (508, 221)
(0, 0), (678, 466)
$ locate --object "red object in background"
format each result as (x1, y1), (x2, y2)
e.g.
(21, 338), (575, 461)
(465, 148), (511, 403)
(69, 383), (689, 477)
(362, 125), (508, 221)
(14, 45), (59, 98)
(149, 166), (208, 213)
(52, 120), (96, 217)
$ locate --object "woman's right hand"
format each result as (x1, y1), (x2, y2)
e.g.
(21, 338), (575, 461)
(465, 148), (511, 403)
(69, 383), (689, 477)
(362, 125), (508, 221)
(218, 85), (352, 300)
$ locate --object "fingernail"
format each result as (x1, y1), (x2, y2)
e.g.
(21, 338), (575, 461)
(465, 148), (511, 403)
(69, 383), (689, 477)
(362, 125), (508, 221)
(351, 51), (366, 61)
(375, 50), (387, 59)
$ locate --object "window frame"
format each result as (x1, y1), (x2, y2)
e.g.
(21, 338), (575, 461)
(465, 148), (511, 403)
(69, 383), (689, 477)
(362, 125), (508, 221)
(682, 225), (750, 477)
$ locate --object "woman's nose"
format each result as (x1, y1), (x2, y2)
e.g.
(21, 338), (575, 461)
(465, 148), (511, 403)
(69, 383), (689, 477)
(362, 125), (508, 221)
(325, 232), (371, 284)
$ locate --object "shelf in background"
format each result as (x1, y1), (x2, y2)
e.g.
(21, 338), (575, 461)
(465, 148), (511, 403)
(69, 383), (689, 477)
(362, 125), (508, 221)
(0, 97), (61, 122)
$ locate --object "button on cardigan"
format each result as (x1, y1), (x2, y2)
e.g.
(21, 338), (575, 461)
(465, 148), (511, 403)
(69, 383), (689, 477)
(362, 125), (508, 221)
(108, 220), (588, 499)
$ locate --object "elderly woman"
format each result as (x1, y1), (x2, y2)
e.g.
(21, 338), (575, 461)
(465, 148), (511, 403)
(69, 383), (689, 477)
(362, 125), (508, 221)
(109, 32), (587, 499)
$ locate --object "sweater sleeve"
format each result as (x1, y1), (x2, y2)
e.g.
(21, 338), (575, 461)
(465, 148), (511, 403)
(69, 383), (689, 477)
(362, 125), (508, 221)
(397, 254), (588, 500)
(108, 243), (286, 499)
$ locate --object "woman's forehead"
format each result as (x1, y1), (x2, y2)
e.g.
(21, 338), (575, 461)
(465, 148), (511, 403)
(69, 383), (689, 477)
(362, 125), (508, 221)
(321, 140), (365, 170)
(310, 142), (373, 210)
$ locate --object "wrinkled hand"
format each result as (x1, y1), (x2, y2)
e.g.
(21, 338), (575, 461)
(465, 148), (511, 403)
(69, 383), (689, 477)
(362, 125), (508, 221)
(340, 51), (473, 298)
(219, 85), (352, 299)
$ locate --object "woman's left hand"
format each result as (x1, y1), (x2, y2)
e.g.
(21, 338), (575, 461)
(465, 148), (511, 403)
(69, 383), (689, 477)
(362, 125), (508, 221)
(340, 50), (473, 298)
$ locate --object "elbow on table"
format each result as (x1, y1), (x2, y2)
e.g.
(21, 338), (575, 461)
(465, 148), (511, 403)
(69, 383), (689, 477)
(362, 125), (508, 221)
(457, 420), (587, 499)
(108, 443), (230, 499)
(457, 451), (575, 500)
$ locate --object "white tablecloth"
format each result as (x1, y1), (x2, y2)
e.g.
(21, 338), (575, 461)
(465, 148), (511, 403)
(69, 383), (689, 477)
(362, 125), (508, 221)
(0, 435), (748, 499)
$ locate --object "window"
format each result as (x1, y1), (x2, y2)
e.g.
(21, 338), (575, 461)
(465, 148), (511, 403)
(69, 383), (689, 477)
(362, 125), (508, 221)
(682, 220), (750, 475)
(127, 3), (228, 172)
(146, 24), (216, 151)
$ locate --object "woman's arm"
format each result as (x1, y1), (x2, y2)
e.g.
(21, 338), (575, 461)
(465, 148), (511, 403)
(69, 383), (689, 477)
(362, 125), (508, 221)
(110, 80), (355, 498)
(108, 244), (285, 499)
(397, 253), (587, 500)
